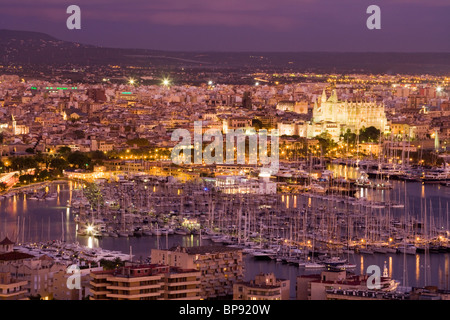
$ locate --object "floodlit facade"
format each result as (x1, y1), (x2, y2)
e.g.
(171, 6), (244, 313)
(310, 89), (387, 140)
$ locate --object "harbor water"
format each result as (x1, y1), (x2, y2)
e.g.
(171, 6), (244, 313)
(0, 177), (449, 298)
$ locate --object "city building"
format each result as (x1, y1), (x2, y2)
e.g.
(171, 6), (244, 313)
(0, 272), (28, 300)
(151, 246), (243, 299)
(310, 89), (387, 140)
(296, 268), (399, 300)
(89, 264), (201, 300)
(0, 238), (66, 300)
(52, 266), (103, 300)
(233, 273), (290, 300)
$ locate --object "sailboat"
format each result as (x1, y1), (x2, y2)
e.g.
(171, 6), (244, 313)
(303, 235), (325, 269)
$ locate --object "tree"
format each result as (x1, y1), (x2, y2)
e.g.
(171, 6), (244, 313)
(316, 131), (337, 155)
(359, 126), (380, 143)
(19, 174), (34, 184)
(68, 151), (91, 169)
(38, 170), (52, 180)
(341, 129), (357, 144)
(99, 258), (124, 270)
(9, 157), (37, 171)
(252, 119), (263, 131)
(50, 158), (68, 171)
(57, 146), (72, 156)
(126, 138), (149, 147)
(90, 150), (106, 160)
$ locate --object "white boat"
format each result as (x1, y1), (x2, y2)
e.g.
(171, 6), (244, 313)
(398, 244), (416, 255)
(385, 247), (398, 254)
(118, 231), (130, 237)
(373, 246), (388, 254)
(303, 262), (325, 269)
(322, 256), (347, 265)
(355, 171), (372, 188)
(174, 228), (188, 235)
(251, 250), (276, 260)
(359, 248), (374, 254)
(421, 166), (450, 182)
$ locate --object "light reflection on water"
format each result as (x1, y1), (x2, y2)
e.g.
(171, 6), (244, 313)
(0, 181), (449, 297)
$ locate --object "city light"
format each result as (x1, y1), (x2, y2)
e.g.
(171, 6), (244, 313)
(1, 21), (449, 303)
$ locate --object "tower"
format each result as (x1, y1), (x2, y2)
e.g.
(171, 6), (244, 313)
(242, 91), (252, 109)
(321, 89), (327, 104)
(11, 114), (16, 135)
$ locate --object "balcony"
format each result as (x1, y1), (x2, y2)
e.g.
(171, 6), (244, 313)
(107, 283), (163, 291)
(90, 281), (109, 288)
(91, 290), (110, 296)
(165, 288), (202, 295)
(107, 291), (163, 299)
(166, 281), (200, 287)
(167, 295), (202, 301)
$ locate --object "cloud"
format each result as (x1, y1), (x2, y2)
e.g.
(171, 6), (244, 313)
(0, 0), (315, 30)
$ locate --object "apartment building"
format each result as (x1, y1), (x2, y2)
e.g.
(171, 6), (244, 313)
(233, 273), (290, 300)
(151, 246), (244, 299)
(0, 272), (28, 300)
(0, 250), (66, 299)
(52, 266), (103, 300)
(89, 264), (201, 300)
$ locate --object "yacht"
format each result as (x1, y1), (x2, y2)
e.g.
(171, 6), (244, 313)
(421, 166), (450, 182)
(398, 244), (417, 255)
(355, 171), (372, 188)
(303, 261), (325, 269)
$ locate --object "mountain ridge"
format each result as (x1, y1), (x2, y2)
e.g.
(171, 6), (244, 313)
(1, 29), (449, 75)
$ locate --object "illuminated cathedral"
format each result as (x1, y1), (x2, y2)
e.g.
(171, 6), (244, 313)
(308, 89), (387, 141)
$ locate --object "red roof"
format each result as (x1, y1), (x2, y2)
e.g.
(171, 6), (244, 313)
(0, 237), (15, 246)
(0, 251), (35, 261)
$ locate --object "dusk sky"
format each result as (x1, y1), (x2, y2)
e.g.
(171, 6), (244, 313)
(0, 0), (448, 52)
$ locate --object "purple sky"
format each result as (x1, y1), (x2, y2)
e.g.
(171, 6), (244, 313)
(0, 0), (448, 52)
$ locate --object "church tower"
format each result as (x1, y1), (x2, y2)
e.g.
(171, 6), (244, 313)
(11, 114), (16, 135)
(321, 89), (327, 103)
(329, 89), (338, 103)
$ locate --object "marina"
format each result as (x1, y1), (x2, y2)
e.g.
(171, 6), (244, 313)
(0, 171), (449, 296)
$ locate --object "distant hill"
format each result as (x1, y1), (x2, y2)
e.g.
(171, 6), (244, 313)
(1, 29), (449, 75)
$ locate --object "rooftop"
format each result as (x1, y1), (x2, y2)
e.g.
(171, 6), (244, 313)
(0, 237), (15, 246)
(0, 251), (35, 261)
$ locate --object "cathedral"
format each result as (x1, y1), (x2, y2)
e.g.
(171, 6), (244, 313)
(308, 89), (387, 141)
(11, 115), (29, 135)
